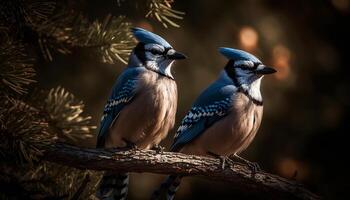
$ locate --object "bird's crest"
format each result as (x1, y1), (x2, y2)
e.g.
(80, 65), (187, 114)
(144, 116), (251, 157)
(219, 47), (261, 63)
(131, 27), (172, 48)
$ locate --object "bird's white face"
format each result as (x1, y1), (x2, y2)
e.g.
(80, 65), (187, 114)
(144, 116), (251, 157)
(233, 60), (263, 85)
(132, 43), (186, 79)
(226, 60), (275, 85)
(225, 59), (276, 102)
(144, 44), (175, 79)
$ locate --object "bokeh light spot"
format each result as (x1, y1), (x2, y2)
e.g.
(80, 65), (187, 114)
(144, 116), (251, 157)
(239, 26), (258, 51)
(277, 158), (309, 180)
(331, 0), (349, 12)
(258, 17), (281, 44)
(272, 44), (291, 80)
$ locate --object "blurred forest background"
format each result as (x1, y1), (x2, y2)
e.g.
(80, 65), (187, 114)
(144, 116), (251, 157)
(1, 0), (349, 199)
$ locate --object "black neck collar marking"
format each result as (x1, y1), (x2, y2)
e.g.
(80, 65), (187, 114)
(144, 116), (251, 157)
(134, 43), (146, 64)
(157, 73), (175, 80)
(225, 60), (263, 106)
(237, 87), (263, 106)
(225, 60), (239, 86)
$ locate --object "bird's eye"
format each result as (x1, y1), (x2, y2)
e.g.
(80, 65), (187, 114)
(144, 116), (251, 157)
(234, 60), (254, 69)
(150, 49), (162, 55)
(238, 65), (252, 70)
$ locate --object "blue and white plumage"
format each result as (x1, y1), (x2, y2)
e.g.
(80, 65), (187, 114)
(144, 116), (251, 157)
(219, 47), (261, 63)
(96, 27), (186, 200)
(171, 80), (235, 151)
(132, 27), (172, 48)
(97, 68), (141, 147)
(152, 47), (276, 200)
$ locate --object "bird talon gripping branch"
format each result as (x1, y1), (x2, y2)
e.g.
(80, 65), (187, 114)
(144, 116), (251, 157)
(122, 138), (138, 150)
(231, 154), (261, 174)
(207, 151), (233, 170)
(153, 144), (165, 154)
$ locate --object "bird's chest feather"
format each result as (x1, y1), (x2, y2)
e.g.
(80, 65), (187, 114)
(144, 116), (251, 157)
(185, 93), (263, 156)
(232, 93), (263, 133)
(136, 71), (178, 121)
(224, 93), (263, 153)
(109, 71), (177, 149)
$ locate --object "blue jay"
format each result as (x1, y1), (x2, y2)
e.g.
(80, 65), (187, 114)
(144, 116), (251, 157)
(152, 47), (276, 200)
(96, 27), (186, 200)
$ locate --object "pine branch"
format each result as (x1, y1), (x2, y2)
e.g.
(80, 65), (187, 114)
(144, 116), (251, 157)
(0, 32), (36, 95)
(43, 143), (321, 200)
(146, 0), (185, 28)
(32, 162), (101, 199)
(0, 86), (96, 164)
(43, 86), (96, 142)
(80, 15), (135, 64)
(0, 0), (56, 32)
(1, 1), (135, 64)
(21, 0), (56, 27)
(0, 98), (51, 165)
(70, 173), (91, 200)
(0, 92), (99, 199)
(35, 11), (135, 64)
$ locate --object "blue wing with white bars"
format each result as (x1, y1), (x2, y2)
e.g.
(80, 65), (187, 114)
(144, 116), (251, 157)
(96, 67), (144, 147)
(170, 81), (235, 151)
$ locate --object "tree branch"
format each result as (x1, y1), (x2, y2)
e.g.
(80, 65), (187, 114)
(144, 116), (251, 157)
(42, 143), (321, 200)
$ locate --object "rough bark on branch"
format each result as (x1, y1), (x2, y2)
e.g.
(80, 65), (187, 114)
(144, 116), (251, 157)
(42, 143), (320, 200)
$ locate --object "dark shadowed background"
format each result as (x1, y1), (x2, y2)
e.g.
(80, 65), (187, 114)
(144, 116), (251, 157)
(36, 0), (350, 199)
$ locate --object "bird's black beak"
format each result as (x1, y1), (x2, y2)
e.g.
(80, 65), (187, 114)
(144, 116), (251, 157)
(255, 66), (277, 75)
(167, 51), (187, 60)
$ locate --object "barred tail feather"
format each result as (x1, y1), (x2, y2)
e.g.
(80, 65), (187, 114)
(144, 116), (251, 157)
(166, 175), (181, 200)
(96, 172), (129, 200)
(151, 175), (182, 200)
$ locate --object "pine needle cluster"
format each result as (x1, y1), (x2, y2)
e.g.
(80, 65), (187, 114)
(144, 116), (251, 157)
(0, 0), (183, 199)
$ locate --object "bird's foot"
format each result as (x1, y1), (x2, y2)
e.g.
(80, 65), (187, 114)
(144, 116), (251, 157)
(207, 152), (234, 170)
(230, 154), (261, 174)
(122, 138), (138, 150)
(152, 144), (165, 154)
